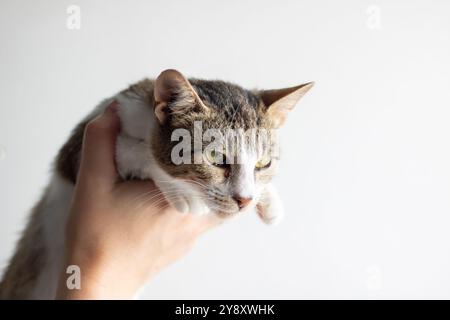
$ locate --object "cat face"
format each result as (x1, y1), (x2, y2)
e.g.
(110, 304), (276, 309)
(151, 69), (313, 216)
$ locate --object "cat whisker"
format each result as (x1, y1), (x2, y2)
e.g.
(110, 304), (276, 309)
(155, 179), (209, 191)
(129, 182), (208, 208)
(135, 193), (216, 211)
(139, 194), (237, 215)
(126, 189), (164, 207)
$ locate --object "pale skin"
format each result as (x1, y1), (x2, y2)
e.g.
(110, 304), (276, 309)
(56, 102), (220, 299)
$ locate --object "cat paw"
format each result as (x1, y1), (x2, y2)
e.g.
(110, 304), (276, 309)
(257, 204), (284, 225)
(171, 196), (190, 214)
(256, 184), (284, 225)
(187, 197), (210, 215)
(168, 195), (210, 215)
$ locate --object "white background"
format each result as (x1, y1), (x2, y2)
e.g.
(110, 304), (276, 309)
(1, 0), (450, 299)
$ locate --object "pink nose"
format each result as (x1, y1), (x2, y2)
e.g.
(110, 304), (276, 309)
(233, 195), (253, 209)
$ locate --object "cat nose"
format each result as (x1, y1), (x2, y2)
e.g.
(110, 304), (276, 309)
(233, 195), (253, 209)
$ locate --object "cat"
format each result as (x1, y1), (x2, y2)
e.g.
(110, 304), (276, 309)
(0, 69), (313, 299)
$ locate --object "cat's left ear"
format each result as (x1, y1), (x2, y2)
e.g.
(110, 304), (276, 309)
(260, 82), (314, 128)
(154, 69), (208, 124)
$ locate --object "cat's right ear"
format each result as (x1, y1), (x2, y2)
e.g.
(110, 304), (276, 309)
(260, 82), (314, 128)
(154, 69), (208, 124)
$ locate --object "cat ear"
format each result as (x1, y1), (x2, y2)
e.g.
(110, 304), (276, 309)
(260, 82), (314, 128)
(154, 69), (207, 124)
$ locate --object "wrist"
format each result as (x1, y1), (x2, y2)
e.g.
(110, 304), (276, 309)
(57, 245), (136, 299)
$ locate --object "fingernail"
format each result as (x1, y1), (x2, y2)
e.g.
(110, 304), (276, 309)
(105, 101), (119, 114)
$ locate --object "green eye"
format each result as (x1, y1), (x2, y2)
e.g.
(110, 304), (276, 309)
(204, 149), (227, 167)
(255, 157), (271, 170)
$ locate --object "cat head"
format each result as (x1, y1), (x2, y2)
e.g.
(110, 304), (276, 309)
(151, 69), (313, 216)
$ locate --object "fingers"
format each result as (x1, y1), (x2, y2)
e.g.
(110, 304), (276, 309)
(78, 101), (121, 190)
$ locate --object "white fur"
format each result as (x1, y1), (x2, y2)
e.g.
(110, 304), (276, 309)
(257, 183), (283, 225)
(234, 146), (257, 201)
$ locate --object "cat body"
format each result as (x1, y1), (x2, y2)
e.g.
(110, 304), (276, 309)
(0, 70), (313, 299)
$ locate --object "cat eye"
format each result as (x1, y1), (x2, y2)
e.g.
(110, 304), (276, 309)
(204, 149), (228, 167)
(255, 157), (271, 170)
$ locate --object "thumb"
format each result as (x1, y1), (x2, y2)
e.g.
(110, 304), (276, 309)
(77, 101), (121, 190)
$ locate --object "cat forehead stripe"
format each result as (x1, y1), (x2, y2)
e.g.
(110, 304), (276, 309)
(190, 79), (260, 110)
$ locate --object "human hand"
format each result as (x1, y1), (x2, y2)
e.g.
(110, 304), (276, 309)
(56, 102), (220, 299)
